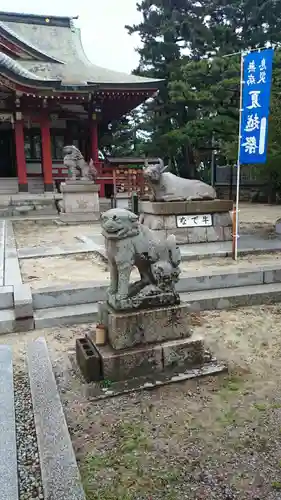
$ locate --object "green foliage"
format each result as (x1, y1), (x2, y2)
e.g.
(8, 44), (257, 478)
(107, 0), (281, 193)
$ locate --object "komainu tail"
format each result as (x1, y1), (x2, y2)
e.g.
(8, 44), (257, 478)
(166, 234), (181, 268)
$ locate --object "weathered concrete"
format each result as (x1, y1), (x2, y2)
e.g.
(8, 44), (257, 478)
(0, 220), (5, 286)
(140, 199), (233, 215)
(0, 286), (14, 310)
(106, 304), (191, 350)
(0, 345), (18, 500)
(162, 335), (205, 370)
(32, 281), (107, 310)
(27, 338), (86, 500)
(97, 342), (163, 381)
(34, 302), (98, 329)
(4, 221), (22, 286)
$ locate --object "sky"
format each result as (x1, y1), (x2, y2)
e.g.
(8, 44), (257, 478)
(0, 0), (142, 73)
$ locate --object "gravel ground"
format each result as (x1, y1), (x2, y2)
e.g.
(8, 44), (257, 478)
(13, 220), (101, 249)
(19, 250), (281, 288)
(3, 304), (281, 500)
(14, 371), (44, 500)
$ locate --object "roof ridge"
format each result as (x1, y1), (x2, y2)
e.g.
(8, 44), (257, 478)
(0, 11), (78, 22)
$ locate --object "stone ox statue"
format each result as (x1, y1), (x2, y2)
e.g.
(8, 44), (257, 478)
(101, 208), (181, 309)
(143, 158), (216, 202)
(63, 145), (97, 181)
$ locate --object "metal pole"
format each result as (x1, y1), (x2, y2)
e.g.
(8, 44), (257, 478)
(233, 52), (244, 261)
(211, 134), (215, 186)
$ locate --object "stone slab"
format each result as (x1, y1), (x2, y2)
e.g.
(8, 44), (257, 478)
(61, 181), (100, 193)
(140, 199), (233, 215)
(60, 213), (100, 223)
(0, 345), (18, 500)
(34, 302), (98, 329)
(181, 282), (281, 311)
(27, 338), (86, 500)
(162, 335), (205, 370)
(96, 342), (163, 382)
(4, 221), (22, 286)
(0, 220), (5, 286)
(84, 361), (227, 400)
(32, 281), (107, 310)
(106, 303), (192, 350)
(0, 286), (14, 310)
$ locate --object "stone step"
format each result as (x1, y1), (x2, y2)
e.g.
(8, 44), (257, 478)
(0, 309), (16, 334)
(34, 302), (99, 329)
(27, 338), (86, 500)
(0, 345), (18, 500)
(182, 281), (281, 311)
(32, 263), (281, 310)
(33, 281), (281, 329)
(0, 287), (14, 311)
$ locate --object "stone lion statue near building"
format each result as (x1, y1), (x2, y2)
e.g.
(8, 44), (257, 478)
(101, 208), (181, 310)
(143, 158), (216, 201)
(63, 145), (97, 181)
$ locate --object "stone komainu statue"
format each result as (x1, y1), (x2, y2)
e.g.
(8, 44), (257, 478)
(143, 158), (217, 202)
(63, 145), (97, 181)
(101, 208), (181, 309)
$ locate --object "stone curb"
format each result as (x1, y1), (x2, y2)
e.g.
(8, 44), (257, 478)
(27, 338), (86, 500)
(0, 220), (5, 286)
(0, 345), (18, 500)
(4, 221), (22, 286)
(32, 264), (281, 310)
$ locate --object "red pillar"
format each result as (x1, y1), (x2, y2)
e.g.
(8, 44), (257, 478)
(14, 118), (28, 191)
(90, 119), (99, 165)
(41, 116), (53, 191)
(90, 117), (105, 196)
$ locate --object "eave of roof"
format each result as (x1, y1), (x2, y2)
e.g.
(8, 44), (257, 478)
(0, 11), (163, 91)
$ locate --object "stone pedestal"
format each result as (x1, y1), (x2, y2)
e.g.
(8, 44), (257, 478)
(76, 301), (212, 384)
(59, 180), (100, 223)
(140, 199), (233, 244)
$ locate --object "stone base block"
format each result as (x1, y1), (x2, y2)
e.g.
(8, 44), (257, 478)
(78, 334), (207, 383)
(60, 180), (100, 215)
(76, 337), (101, 382)
(105, 303), (192, 350)
(96, 343), (163, 382)
(162, 335), (204, 370)
(141, 199), (233, 244)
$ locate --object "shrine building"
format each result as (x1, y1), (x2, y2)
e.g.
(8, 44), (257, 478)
(0, 11), (161, 196)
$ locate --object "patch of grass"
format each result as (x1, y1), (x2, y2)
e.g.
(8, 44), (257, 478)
(80, 420), (184, 500)
(254, 401), (281, 412)
(272, 481), (281, 490)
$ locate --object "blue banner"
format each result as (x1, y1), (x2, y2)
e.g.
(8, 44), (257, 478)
(239, 48), (274, 164)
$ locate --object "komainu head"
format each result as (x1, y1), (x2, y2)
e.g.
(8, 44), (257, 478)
(101, 208), (140, 239)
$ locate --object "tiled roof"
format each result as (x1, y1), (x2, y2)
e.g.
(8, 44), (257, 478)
(0, 11), (162, 90)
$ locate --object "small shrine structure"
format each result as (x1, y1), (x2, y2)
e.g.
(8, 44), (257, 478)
(0, 11), (161, 195)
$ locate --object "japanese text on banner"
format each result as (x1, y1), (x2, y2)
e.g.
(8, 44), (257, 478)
(239, 48), (274, 165)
